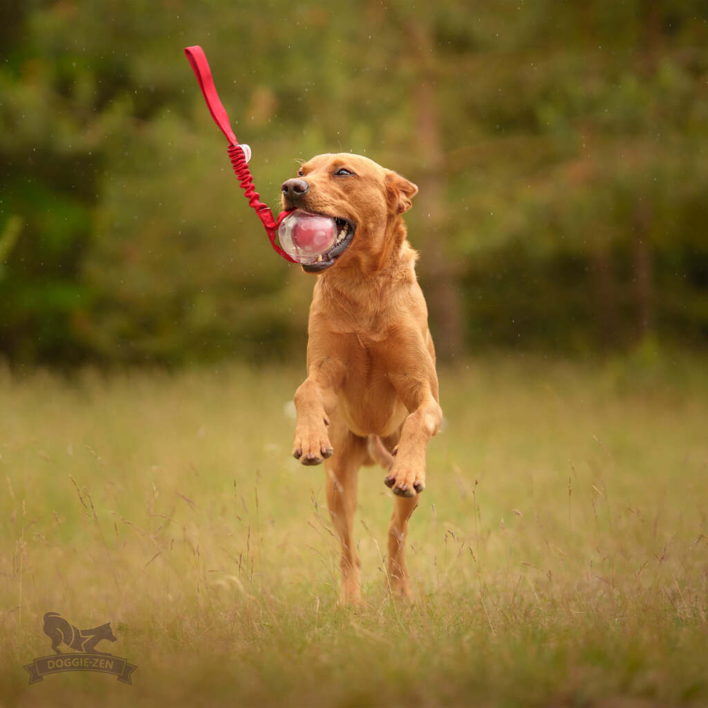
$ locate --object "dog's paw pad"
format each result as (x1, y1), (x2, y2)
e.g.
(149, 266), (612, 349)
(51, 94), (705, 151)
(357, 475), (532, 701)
(393, 484), (416, 498)
(384, 475), (396, 488)
(302, 453), (324, 466)
(413, 480), (425, 494)
(293, 426), (333, 466)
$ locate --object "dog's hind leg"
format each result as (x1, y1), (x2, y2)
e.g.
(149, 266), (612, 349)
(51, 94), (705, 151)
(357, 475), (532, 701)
(387, 494), (419, 600)
(50, 634), (64, 654)
(368, 431), (418, 599)
(325, 416), (368, 605)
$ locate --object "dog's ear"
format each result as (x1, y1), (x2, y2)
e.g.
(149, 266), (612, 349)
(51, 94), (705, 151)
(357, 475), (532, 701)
(385, 171), (418, 214)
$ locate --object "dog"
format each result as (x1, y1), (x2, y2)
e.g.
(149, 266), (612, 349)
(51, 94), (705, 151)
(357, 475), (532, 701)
(43, 612), (117, 655)
(282, 153), (442, 603)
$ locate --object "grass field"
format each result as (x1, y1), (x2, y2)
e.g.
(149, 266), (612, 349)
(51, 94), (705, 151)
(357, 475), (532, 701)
(1, 355), (707, 707)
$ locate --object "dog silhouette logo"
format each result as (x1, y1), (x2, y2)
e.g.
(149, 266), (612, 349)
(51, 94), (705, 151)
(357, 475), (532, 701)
(24, 612), (137, 684)
(43, 612), (118, 655)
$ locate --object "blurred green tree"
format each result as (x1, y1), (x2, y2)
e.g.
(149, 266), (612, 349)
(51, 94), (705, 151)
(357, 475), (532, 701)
(0, 0), (706, 365)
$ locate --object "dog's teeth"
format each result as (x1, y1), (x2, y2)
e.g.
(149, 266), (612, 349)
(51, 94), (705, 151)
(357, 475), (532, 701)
(316, 255), (323, 263)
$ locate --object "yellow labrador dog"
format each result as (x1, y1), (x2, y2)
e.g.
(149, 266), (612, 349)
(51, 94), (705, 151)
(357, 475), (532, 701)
(282, 154), (442, 603)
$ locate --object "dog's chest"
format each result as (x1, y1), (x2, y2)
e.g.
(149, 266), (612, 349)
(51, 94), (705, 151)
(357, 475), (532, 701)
(338, 333), (406, 437)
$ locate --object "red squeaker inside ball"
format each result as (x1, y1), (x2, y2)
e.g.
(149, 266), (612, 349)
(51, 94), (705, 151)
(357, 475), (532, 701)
(278, 211), (338, 264)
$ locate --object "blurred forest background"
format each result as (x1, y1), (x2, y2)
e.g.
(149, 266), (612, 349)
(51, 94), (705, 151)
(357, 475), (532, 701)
(1, 0), (707, 366)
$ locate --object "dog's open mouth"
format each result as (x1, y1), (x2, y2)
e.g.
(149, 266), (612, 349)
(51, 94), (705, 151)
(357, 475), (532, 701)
(278, 210), (356, 272)
(300, 216), (356, 273)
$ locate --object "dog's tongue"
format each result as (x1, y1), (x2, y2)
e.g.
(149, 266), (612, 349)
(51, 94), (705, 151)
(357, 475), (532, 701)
(278, 211), (337, 264)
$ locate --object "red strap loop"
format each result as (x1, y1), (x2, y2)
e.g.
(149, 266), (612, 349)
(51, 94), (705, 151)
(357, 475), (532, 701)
(184, 46), (238, 145)
(184, 45), (296, 262)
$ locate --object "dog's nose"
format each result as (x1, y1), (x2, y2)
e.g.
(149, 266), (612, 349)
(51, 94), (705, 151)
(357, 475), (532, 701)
(281, 178), (309, 200)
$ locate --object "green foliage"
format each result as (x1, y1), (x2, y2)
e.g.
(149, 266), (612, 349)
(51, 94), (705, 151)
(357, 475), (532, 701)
(0, 1), (707, 363)
(0, 216), (22, 269)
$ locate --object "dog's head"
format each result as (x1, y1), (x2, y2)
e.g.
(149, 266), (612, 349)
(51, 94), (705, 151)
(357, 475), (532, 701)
(97, 622), (118, 642)
(281, 153), (418, 275)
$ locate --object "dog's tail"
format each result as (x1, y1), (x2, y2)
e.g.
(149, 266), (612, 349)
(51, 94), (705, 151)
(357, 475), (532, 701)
(43, 612), (74, 646)
(366, 435), (395, 471)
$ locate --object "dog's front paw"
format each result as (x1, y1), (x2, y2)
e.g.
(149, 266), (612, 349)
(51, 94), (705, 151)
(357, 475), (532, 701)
(384, 457), (425, 497)
(293, 424), (333, 466)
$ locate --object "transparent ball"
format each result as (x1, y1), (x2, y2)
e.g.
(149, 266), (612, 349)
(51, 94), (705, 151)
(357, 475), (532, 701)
(278, 211), (338, 264)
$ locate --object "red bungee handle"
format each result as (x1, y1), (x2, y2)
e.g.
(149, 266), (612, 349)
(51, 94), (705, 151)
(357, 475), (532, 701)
(184, 45), (296, 263)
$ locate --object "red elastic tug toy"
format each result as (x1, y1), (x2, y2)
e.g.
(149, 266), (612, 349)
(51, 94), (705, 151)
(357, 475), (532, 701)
(184, 45), (297, 263)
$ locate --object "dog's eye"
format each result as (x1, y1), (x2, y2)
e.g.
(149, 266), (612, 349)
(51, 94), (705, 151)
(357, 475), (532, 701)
(297, 169), (304, 177)
(334, 168), (353, 177)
